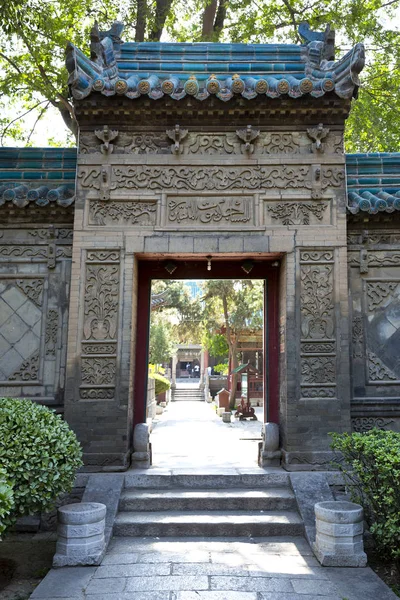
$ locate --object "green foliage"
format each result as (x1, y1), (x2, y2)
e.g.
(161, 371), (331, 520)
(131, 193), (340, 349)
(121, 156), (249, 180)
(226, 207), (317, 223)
(0, 398), (83, 530)
(0, 467), (14, 538)
(203, 333), (229, 358)
(149, 372), (171, 396)
(330, 429), (400, 560)
(149, 318), (174, 365)
(213, 362), (229, 375)
(1, 0), (399, 150)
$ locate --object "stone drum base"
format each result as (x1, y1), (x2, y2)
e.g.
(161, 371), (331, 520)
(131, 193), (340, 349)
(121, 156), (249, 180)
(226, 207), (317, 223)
(313, 501), (367, 567)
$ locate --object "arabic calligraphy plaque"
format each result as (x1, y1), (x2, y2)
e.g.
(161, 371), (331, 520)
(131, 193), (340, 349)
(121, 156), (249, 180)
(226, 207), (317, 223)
(163, 195), (255, 229)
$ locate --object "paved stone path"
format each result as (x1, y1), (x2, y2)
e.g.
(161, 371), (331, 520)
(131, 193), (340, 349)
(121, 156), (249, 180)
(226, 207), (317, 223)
(151, 396), (264, 469)
(30, 536), (398, 600)
(28, 396), (398, 600)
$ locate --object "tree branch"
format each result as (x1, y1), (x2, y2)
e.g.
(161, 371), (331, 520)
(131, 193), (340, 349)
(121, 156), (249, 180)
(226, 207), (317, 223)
(26, 101), (50, 145)
(0, 52), (23, 74)
(0, 100), (48, 146)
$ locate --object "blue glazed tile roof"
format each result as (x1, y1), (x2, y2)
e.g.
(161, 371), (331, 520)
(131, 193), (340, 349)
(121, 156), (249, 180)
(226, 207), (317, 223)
(66, 22), (365, 102)
(346, 153), (400, 214)
(0, 148), (76, 208)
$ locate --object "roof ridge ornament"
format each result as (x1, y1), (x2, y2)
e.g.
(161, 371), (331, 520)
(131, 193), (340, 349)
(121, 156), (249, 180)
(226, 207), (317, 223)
(298, 22), (335, 61)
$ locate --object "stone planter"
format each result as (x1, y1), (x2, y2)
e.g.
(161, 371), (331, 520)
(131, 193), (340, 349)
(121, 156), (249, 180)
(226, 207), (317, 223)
(53, 502), (106, 567)
(313, 501), (367, 567)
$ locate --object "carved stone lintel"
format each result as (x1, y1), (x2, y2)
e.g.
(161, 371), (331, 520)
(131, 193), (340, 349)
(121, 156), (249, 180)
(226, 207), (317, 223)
(94, 125), (119, 154)
(236, 125), (260, 154)
(307, 123), (329, 153)
(166, 124), (188, 154)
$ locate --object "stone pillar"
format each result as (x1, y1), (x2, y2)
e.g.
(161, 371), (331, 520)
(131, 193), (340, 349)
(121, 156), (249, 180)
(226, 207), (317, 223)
(314, 501), (367, 567)
(171, 353), (177, 389)
(199, 349), (205, 390)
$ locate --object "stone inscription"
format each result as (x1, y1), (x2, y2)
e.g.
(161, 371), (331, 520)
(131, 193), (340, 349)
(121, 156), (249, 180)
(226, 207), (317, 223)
(300, 249), (336, 397)
(267, 201), (327, 226)
(80, 250), (120, 400)
(89, 200), (157, 226)
(166, 196), (253, 226)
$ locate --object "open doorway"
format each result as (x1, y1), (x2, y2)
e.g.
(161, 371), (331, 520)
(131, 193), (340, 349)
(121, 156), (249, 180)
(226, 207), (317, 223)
(134, 258), (279, 467)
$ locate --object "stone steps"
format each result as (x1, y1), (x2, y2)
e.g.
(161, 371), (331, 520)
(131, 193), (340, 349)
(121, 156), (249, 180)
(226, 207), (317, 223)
(119, 487), (296, 512)
(124, 472), (290, 489)
(114, 510), (304, 537)
(115, 472), (303, 539)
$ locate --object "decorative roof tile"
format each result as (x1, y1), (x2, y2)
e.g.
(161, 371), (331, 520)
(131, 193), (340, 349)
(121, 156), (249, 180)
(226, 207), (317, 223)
(346, 153), (400, 214)
(66, 22), (365, 102)
(0, 148), (76, 208)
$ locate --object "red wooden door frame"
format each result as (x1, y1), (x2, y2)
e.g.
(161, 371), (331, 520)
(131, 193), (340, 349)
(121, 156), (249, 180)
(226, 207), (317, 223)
(134, 258), (280, 427)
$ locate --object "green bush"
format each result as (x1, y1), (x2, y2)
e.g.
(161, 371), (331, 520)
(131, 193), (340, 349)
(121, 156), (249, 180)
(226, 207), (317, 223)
(149, 373), (171, 396)
(330, 429), (400, 560)
(0, 398), (83, 530)
(0, 467), (14, 538)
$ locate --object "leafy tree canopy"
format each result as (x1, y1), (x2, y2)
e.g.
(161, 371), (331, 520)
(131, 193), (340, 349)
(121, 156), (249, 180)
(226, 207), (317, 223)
(0, 0), (399, 150)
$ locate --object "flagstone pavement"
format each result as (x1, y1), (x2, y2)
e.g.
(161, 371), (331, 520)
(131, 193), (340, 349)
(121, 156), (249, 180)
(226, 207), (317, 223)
(28, 397), (398, 600)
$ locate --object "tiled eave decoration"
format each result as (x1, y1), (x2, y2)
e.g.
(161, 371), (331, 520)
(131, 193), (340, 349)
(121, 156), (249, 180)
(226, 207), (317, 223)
(0, 148), (76, 209)
(346, 153), (400, 214)
(66, 21), (365, 103)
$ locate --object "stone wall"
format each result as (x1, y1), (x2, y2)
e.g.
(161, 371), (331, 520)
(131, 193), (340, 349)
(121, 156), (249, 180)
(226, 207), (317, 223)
(348, 217), (400, 433)
(0, 206), (73, 410)
(61, 93), (353, 470)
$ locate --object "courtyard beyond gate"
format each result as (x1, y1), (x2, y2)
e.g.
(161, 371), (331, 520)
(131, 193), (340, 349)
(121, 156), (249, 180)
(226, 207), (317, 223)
(151, 382), (264, 470)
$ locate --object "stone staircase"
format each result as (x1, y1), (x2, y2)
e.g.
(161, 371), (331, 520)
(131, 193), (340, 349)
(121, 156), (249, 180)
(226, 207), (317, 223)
(172, 387), (204, 402)
(113, 472), (304, 538)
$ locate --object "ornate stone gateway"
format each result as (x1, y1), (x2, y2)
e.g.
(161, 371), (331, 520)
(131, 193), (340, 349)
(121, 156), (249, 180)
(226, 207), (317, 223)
(62, 21), (364, 469)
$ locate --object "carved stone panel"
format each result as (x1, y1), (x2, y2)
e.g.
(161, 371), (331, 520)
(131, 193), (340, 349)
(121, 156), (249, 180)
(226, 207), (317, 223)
(363, 279), (400, 385)
(265, 201), (329, 226)
(80, 250), (120, 400)
(162, 195), (255, 229)
(0, 277), (43, 383)
(89, 200), (157, 226)
(299, 250), (336, 398)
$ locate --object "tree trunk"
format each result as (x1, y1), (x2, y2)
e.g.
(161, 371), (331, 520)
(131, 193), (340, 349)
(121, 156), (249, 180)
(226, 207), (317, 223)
(213, 0), (227, 40)
(201, 0), (218, 40)
(229, 342), (239, 410)
(149, 0), (173, 41)
(135, 0), (147, 42)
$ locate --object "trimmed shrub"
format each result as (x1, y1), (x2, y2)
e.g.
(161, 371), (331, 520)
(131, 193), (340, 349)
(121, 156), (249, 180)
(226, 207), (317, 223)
(331, 429), (400, 560)
(0, 467), (13, 538)
(0, 398), (83, 530)
(149, 373), (171, 396)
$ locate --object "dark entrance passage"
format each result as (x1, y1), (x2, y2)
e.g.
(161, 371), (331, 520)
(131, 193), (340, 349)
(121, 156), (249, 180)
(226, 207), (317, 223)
(134, 258), (280, 428)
